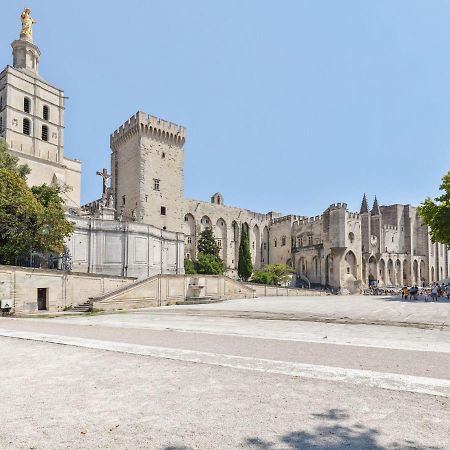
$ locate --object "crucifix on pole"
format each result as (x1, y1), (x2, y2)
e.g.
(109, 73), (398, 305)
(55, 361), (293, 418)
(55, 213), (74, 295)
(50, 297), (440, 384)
(96, 168), (111, 198)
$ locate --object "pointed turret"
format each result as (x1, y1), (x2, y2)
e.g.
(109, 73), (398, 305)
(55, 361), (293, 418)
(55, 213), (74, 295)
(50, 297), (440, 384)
(371, 196), (381, 215)
(360, 194), (369, 214)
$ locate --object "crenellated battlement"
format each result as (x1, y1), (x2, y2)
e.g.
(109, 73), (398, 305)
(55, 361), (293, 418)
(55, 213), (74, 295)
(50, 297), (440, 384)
(271, 214), (305, 225)
(295, 214), (324, 225)
(328, 202), (348, 210)
(347, 212), (360, 219)
(110, 111), (186, 149)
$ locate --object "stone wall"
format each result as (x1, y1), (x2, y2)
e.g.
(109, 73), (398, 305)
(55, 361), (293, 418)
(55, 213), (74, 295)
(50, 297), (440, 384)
(0, 265), (135, 314)
(245, 283), (326, 297)
(183, 197), (276, 270)
(65, 214), (184, 279)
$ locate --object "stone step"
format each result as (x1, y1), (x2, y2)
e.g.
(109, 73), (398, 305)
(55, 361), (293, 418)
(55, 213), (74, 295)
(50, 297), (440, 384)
(176, 298), (226, 305)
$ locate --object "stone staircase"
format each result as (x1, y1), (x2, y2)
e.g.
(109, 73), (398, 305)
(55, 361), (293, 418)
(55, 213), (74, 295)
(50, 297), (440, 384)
(72, 300), (92, 313)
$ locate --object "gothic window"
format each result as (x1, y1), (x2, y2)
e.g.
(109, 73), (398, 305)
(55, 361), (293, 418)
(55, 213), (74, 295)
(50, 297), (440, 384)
(43, 105), (49, 121)
(42, 125), (48, 141)
(153, 179), (160, 191)
(186, 253), (191, 260)
(122, 195), (126, 205)
(184, 216), (189, 222)
(162, 152), (166, 158)
(281, 236), (286, 247)
(161, 206), (166, 215)
(217, 239), (222, 248)
(24, 97), (30, 113)
(274, 239), (277, 248)
(23, 118), (31, 135)
(187, 236), (192, 244)
(0, 96), (3, 109)
(0, 116), (2, 132)
(308, 236), (312, 246)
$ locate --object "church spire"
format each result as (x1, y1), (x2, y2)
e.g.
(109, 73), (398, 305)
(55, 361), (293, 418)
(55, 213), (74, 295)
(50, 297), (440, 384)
(371, 196), (381, 215)
(360, 193), (369, 214)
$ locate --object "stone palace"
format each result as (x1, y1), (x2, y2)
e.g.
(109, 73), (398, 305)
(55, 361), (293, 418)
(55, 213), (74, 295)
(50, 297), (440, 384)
(1, 13), (448, 293)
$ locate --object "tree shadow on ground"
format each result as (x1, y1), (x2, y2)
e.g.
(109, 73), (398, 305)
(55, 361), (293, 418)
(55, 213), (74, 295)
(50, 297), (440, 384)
(368, 295), (450, 305)
(244, 408), (441, 450)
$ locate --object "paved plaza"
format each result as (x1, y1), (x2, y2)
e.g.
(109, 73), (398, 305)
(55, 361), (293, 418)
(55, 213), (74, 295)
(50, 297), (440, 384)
(1, 295), (449, 449)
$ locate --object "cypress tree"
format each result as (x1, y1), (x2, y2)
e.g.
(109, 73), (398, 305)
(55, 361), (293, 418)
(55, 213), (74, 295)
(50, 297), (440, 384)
(238, 224), (253, 281)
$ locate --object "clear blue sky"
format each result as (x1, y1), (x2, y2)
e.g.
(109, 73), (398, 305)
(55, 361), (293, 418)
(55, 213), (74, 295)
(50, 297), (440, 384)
(2, 1), (450, 216)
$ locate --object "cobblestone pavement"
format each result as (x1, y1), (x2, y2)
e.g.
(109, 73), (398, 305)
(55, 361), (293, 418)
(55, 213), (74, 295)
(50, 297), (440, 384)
(0, 295), (449, 449)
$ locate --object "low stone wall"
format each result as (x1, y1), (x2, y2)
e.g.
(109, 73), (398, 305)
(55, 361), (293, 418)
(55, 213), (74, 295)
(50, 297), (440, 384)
(245, 283), (327, 297)
(92, 275), (256, 311)
(0, 265), (135, 314)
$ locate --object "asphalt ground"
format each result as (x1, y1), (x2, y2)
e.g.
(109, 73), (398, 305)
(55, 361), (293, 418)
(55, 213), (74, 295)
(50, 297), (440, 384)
(0, 296), (449, 449)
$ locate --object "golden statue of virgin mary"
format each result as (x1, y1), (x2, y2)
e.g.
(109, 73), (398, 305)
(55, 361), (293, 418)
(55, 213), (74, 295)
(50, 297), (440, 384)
(20, 8), (36, 41)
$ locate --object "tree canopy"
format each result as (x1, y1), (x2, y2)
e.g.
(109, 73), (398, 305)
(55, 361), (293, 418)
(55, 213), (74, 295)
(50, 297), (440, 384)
(418, 171), (450, 246)
(197, 227), (220, 257)
(0, 139), (74, 265)
(0, 138), (30, 179)
(183, 227), (224, 275)
(251, 264), (294, 285)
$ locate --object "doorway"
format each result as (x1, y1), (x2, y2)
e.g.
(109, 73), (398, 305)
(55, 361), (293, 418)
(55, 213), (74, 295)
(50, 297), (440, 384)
(37, 288), (48, 311)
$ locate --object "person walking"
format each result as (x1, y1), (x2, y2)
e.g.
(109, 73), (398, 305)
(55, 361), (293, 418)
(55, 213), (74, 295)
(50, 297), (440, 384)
(402, 285), (409, 300)
(431, 284), (439, 302)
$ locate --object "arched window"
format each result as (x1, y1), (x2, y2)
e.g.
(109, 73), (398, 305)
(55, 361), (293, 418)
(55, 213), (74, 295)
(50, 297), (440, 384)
(42, 125), (49, 141)
(23, 118), (31, 135)
(24, 97), (30, 113)
(0, 116), (3, 132)
(43, 105), (49, 121)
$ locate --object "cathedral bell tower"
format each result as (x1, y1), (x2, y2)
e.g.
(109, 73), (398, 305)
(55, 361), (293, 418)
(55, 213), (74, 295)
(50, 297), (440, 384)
(0, 8), (82, 207)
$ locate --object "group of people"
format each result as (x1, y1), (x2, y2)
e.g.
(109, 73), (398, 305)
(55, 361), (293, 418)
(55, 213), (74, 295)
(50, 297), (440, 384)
(401, 282), (450, 301)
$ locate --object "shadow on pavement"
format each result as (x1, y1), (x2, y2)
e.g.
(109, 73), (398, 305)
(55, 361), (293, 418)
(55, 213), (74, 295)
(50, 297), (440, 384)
(375, 295), (450, 303)
(242, 408), (440, 450)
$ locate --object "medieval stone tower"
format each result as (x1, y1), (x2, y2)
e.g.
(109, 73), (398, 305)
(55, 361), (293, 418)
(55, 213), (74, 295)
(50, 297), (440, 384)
(110, 111), (186, 233)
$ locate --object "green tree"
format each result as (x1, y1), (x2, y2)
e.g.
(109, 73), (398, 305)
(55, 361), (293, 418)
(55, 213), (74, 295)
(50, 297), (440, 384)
(418, 171), (450, 246)
(184, 258), (197, 274)
(238, 224), (253, 281)
(0, 140), (74, 265)
(251, 264), (294, 285)
(195, 252), (224, 275)
(0, 168), (42, 264)
(197, 227), (220, 257)
(192, 227), (224, 274)
(32, 184), (74, 255)
(0, 138), (30, 179)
